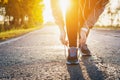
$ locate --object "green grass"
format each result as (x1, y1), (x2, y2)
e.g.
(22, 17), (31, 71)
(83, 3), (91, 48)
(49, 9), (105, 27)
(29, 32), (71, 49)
(0, 25), (43, 41)
(94, 26), (120, 30)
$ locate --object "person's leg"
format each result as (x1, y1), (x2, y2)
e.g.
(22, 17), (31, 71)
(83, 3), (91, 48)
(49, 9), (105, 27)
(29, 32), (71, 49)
(79, 0), (109, 55)
(66, 0), (79, 47)
(83, 0), (109, 29)
(81, 0), (109, 38)
(79, 0), (109, 36)
(65, 0), (79, 64)
(78, 0), (96, 45)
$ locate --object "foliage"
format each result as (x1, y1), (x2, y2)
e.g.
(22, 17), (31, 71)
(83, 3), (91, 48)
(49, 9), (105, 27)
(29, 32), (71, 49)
(0, 25), (42, 40)
(0, 0), (44, 27)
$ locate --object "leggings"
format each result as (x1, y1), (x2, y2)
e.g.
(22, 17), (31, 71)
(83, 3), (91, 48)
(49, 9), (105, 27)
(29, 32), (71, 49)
(65, 0), (109, 47)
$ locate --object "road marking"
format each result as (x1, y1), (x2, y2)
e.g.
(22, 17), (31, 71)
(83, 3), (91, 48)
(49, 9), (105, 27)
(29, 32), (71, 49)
(0, 36), (24, 46)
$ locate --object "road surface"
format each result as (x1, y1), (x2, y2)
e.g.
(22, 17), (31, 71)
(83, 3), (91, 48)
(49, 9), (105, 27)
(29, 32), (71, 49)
(0, 25), (120, 80)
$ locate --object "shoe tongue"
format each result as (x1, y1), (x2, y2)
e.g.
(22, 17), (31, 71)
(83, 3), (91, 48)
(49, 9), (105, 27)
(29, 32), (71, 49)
(70, 48), (77, 57)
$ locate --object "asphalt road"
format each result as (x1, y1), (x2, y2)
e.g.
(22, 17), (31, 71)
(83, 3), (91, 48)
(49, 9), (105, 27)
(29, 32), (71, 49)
(0, 25), (120, 80)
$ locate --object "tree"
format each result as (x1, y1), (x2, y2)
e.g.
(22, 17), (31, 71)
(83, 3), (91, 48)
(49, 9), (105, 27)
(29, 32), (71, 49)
(22, 0), (44, 24)
(6, 0), (21, 25)
(5, 0), (44, 26)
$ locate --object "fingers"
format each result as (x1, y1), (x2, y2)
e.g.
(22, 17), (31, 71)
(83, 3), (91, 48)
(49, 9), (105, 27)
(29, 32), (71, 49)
(60, 36), (68, 46)
(60, 34), (69, 46)
(64, 40), (69, 46)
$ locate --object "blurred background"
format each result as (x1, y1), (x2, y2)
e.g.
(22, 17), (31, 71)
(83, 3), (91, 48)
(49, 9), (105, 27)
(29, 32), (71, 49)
(43, 0), (120, 27)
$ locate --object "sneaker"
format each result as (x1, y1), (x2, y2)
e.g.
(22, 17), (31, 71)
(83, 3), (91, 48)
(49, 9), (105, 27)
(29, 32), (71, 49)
(66, 47), (79, 65)
(81, 44), (91, 56)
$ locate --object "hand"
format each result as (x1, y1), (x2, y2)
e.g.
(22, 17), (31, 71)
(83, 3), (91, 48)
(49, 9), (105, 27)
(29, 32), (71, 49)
(80, 30), (87, 46)
(60, 30), (68, 45)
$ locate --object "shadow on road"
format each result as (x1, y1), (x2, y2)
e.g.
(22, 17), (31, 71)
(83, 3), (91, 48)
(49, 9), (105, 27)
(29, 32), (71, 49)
(67, 56), (105, 80)
(67, 64), (85, 80)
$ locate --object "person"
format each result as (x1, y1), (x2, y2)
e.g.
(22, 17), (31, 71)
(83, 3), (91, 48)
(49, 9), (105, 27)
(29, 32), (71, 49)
(51, 0), (109, 64)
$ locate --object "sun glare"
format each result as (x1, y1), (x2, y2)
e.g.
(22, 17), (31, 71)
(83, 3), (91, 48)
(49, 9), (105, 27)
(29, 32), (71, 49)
(59, 0), (70, 16)
(43, 0), (54, 23)
(43, 0), (70, 23)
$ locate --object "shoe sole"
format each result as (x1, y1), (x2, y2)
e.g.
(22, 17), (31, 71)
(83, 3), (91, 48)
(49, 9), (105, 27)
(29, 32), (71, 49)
(66, 60), (79, 65)
(81, 52), (91, 56)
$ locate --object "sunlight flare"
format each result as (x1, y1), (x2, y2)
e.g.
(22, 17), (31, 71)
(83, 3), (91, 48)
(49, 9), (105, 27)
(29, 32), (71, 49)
(59, 0), (70, 15)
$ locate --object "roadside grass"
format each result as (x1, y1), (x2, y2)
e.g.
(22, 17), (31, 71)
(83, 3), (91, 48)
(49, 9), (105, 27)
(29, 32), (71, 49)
(94, 26), (120, 30)
(0, 25), (43, 41)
